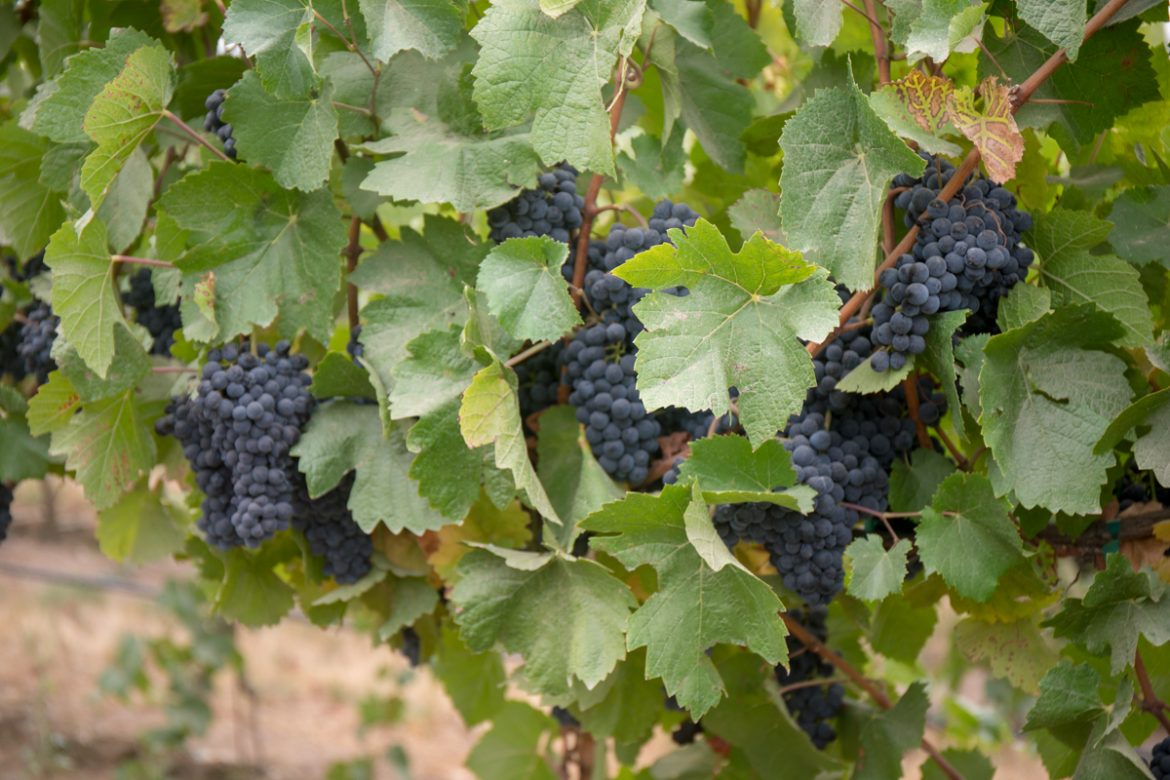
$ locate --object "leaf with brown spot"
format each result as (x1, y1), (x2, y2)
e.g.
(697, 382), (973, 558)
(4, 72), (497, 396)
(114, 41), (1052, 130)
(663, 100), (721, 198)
(948, 77), (1024, 183)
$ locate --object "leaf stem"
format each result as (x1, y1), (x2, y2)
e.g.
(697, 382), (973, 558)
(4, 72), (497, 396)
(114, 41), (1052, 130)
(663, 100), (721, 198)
(1135, 649), (1170, 735)
(312, 7), (376, 75)
(162, 109), (232, 163)
(344, 216), (362, 331)
(334, 140), (390, 241)
(780, 614), (964, 780)
(902, 374), (933, 450)
(505, 340), (554, 368)
(111, 254), (175, 269)
(777, 677), (850, 695)
(934, 425), (970, 470)
(593, 203), (648, 228)
(861, 0), (891, 85)
(151, 365), (198, 374)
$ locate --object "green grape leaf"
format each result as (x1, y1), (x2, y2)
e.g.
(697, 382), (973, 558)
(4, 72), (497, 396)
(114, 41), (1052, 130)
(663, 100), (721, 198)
(56, 324), (150, 403)
(955, 615), (1059, 695)
(391, 327), (477, 419)
(468, 0), (644, 176)
(779, 75), (924, 291)
(97, 483), (189, 565)
(790, 0), (843, 47)
(1109, 185), (1170, 267)
(407, 400), (495, 521)
(979, 21), (1158, 150)
(222, 72), (339, 192)
(837, 357), (913, 394)
(291, 402), (445, 534)
(0, 124), (67, 261)
(727, 189), (784, 245)
(1045, 553), (1170, 675)
(853, 682), (929, 780)
(1095, 388), (1170, 487)
(997, 283), (1052, 332)
(888, 448), (955, 513)
(1132, 404), (1170, 486)
(27, 28), (155, 144)
(916, 473), (1025, 602)
(0, 417), (50, 483)
(1016, 0), (1086, 61)
(222, 0), (314, 98)
(1023, 663), (1103, 731)
(919, 308), (968, 438)
(373, 576), (441, 637)
(980, 306), (1132, 514)
(920, 750), (994, 780)
(844, 536), (910, 603)
(886, 0), (987, 64)
(477, 238), (581, 343)
(537, 406), (625, 549)
(36, 0), (83, 77)
(614, 220), (839, 447)
(349, 215), (483, 390)
(216, 542), (297, 627)
(159, 163), (346, 343)
(675, 41), (754, 173)
(433, 622), (508, 727)
(581, 484), (788, 717)
(675, 435), (814, 510)
(452, 548), (636, 696)
(27, 371), (82, 436)
(617, 127), (687, 201)
(570, 649), (662, 744)
(81, 44), (175, 210)
(651, 0), (713, 48)
(1032, 209), (1152, 347)
(461, 360), (563, 526)
(47, 388), (160, 511)
(310, 352), (377, 401)
(427, 492), (530, 579)
(708, 0), (769, 80)
(464, 701), (558, 780)
(98, 147), (153, 253)
(44, 219), (130, 379)
(869, 592), (937, 663)
(360, 0), (463, 61)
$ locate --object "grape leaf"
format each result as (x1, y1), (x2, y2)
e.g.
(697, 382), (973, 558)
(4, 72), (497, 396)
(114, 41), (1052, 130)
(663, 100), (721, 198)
(390, 327), (477, 419)
(309, 352), (377, 401)
(537, 406), (625, 549)
(916, 473), (1025, 602)
(844, 536), (910, 603)
(452, 547), (636, 696)
(888, 448), (955, 513)
(1045, 553), (1170, 675)
(468, 0), (644, 176)
(618, 127), (687, 201)
(569, 649), (663, 744)
(790, 0), (842, 47)
(1016, 0), (1086, 61)
(581, 484), (788, 717)
(461, 359), (563, 526)
(997, 284), (1052, 332)
(81, 44), (175, 210)
(408, 399), (499, 520)
(427, 492), (531, 579)
(955, 615), (1059, 695)
(216, 542), (297, 627)
(853, 683), (929, 780)
(870, 592), (937, 663)
(1109, 185), (1170, 266)
(373, 576), (440, 637)
(97, 483), (189, 565)
(675, 435), (814, 510)
(727, 189), (784, 245)
(868, 71), (963, 156)
(291, 402), (446, 534)
(1032, 209), (1152, 347)
(0, 417), (50, 483)
(674, 40), (755, 173)
(886, 0), (987, 63)
(707, 0), (769, 80)
(0, 123), (68, 262)
(614, 220), (839, 447)
(477, 237), (581, 343)
(159, 162), (346, 343)
(35, 0), (83, 78)
(1132, 404), (1170, 486)
(837, 357), (913, 394)
(1023, 663), (1103, 731)
(979, 306), (1132, 514)
(433, 622), (507, 728)
(222, 0), (314, 98)
(56, 324), (150, 403)
(26, 371), (82, 436)
(98, 147), (153, 253)
(27, 28), (155, 144)
(464, 701), (558, 780)
(779, 74), (924, 291)
(44, 218), (130, 379)
(651, 0), (713, 48)
(47, 388), (160, 511)
(223, 71), (339, 192)
(947, 77), (1024, 184)
(360, 0), (463, 61)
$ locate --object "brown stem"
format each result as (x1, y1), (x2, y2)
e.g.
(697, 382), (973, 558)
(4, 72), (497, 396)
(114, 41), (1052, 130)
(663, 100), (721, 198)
(837, 0), (882, 30)
(780, 615), (963, 780)
(777, 677), (850, 695)
(344, 216), (362, 330)
(334, 140), (390, 241)
(861, 0), (891, 85)
(505, 340), (555, 368)
(152, 146), (177, 203)
(163, 110), (232, 163)
(151, 365), (198, 373)
(1135, 649), (1170, 736)
(902, 374), (933, 450)
(111, 254), (175, 269)
(746, 0), (762, 29)
(593, 202), (648, 228)
(311, 7), (375, 75)
(934, 425), (970, 470)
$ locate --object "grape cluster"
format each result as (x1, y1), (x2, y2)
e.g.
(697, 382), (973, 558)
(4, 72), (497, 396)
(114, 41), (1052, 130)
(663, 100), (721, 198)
(203, 89), (237, 160)
(551, 706), (580, 729)
(871, 154), (1034, 370)
(1151, 736), (1170, 780)
(17, 302), (58, 384)
(776, 609), (844, 749)
(346, 325), (364, 363)
(671, 719), (704, 745)
(123, 269), (181, 356)
(564, 322), (659, 485)
(488, 164), (584, 245)
(401, 626), (422, 667)
(293, 473), (372, 584)
(155, 342), (314, 549)
(0, 482), (12, 545)
(515, 343), (563, 422)
(1, 252), (49, 381)
(1114, 465), (1170, 511)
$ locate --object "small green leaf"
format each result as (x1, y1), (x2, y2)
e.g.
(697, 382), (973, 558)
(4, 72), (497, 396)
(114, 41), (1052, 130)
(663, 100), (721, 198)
(837, 356), (913, 394)
(464, 701), (557, 780)
(0, 417), (50, 483)
(615, 220), (839, 447)
(651, 0), (713, 48)
(432, 622), (507, 727)
(918, 308), (967, 438)
(310, 352), (377, 401)
(1016, 0), (1086, 61)
(97, 484), (189, 564)
(452, 548), (635, 696)
(997, 283), (1051, 331)
(888, 448), (955, 513)
(1109, 185), (1170, 267)
(477, 237), (581, 343)
(27, 371), (82, 436)
(537, 406), (624, 549)
(1024, 663), (1103, 731)
(675, 435), (814, 510)
(844, 536), (910, 602)
(217, 545), (296, 626)
(854, 682), (929, 780)
(917, 473), (1025, 602)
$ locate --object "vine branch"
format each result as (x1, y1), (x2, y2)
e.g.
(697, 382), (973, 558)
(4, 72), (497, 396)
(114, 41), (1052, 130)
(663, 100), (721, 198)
(1135, 649), (1170, 736)
(162, 110), (232, 163)
(344, 216), (362, 331)
(111, 254), (175, 269)
(780, 615), (964, 780)
(861, 0), (891, 85)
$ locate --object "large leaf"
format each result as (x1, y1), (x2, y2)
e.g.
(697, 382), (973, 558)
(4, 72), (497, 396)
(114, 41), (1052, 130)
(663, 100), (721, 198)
(468, 0), (644, 175)
(581, 484), (788, 717)
(432, 623), (508, 727)
(0, 124), (67, 261)
(854, 683), (929, 780)
(390, 327), (477, 420)
(159, 163), (346, 343)
(360, 0), (464, 61)
(778, 75), (924, 291)
(452, 548), (635, 696)
(1109, 186), (1170, 267)
(536, 406), (624, 549)
(464, 701), (558, 780)
(407, 401), (499, 521)
(97, 484), (189, 564)
(980, 307), (1132, 514)
(477, 237), (581, 343)
(675, 40), (754, 173)
(674, 435), (814, 509)
(1016, 0), (1086, 61)
(222, 0), (314, 98)
(614, 220), (839, 447)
